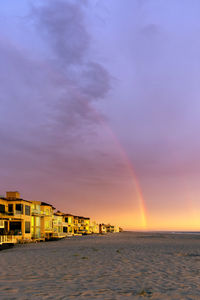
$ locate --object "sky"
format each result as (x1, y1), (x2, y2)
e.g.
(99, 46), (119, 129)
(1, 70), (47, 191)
(0, 0), (200, 230)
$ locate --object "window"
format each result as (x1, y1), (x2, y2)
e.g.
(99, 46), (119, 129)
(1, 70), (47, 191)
(16, 204), (23, 214)
(63, 227), (67, 233)
(25, 222), (30, 233)
(8, 204), (13, 213)
(10, 221), (22, 235)
(65, 217), (68, 223)
(25, 205), (30, 216)
(0, 204), (5, 213)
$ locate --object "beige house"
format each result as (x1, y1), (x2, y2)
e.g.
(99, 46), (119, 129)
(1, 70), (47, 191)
(90, 221), (100, 234)
(40, 202), (55, 240)
(53, 213), (66, 238)
(73, 216), (90, 235)
(54, 212), (75, 236)
(0, 192), (32, 241)
(99, 224), (107, 234)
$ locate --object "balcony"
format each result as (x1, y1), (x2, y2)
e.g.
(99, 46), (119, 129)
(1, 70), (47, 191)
(0, 210), (23, 217)
(32, 209), (41, 216)
(40, 211), (52, 217)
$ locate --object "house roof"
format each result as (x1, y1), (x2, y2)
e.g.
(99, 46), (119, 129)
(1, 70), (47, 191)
(40, 202), (56, 209)
(1, 198), (32, 204)
(73, 215), (90, 220)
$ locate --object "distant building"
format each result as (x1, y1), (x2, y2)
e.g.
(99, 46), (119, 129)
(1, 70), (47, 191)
(90, 221), (100, 234)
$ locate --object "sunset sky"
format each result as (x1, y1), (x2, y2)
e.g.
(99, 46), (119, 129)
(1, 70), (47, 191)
(1, 0), (200, 230)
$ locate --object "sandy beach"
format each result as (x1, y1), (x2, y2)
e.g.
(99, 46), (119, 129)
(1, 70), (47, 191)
(0, 232), (200, 299)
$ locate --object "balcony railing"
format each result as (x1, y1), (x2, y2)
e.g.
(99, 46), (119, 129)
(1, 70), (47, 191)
(0, 210), (23, 216)
(44, 227), (53, 232)
(40, 211), (52, 216)
(0, 235), (17, 244)
(32, 209), (41, 215)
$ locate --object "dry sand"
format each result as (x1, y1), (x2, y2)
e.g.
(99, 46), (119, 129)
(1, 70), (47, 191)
(0, 232), (200, 299)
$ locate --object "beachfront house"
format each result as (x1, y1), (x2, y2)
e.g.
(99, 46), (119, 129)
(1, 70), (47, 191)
(106, 224), (120, 233)
(0, 192), (32, 242)
(40, 202), (55, 240)
(63, 213), (74, 235)
(31, 201), (55, 241)
(99, 224), (107, 234)
(90, 221), (100, 234)
(74, 216), (91, 235)
(53, 212), (66, 239)
(53, 212), (75, 236)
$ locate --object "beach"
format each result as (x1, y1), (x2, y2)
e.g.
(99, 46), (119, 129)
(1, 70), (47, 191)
(0, 232), (200, 299)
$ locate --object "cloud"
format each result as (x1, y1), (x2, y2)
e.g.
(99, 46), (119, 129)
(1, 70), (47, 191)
(0, 0), (130, 200)
(32, 0), (90, 66)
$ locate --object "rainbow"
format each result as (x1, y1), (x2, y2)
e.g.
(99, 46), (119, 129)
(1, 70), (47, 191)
(84, 102), (148, 229)
(104, 124), (148, 229)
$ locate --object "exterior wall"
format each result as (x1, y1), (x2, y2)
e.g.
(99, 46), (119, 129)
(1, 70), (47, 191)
(0, 199), (8, 233)
(31, 202), (42, 239)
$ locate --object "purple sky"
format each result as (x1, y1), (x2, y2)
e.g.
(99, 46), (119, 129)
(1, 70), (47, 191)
(1, 0), (200, 230)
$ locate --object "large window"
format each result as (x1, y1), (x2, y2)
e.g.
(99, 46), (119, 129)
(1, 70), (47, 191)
(8, 204), (13, 213)
(0, 204), (5, 213)
(63, 227), (67, 233)
(65, 217), (68, 223)
(16, 204), (23, 214)
(10, 221), (22, 235)
(25, 205), (30, 216)
(25, 222), (30, 233)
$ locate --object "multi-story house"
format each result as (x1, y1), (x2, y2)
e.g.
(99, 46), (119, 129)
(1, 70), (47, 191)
(90, 221), (100, 234)
(73, 216), (90, 235)
(105, 224), (115, 233)
(31, 201), (56, 241)
(99, 224), (107, 234)
(0, 191), (32, 241)
(53, 213), (65, 239)
(53, 212), (75, 236)
(40, 202), (55, 240)
(62, 213), (74, 235)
